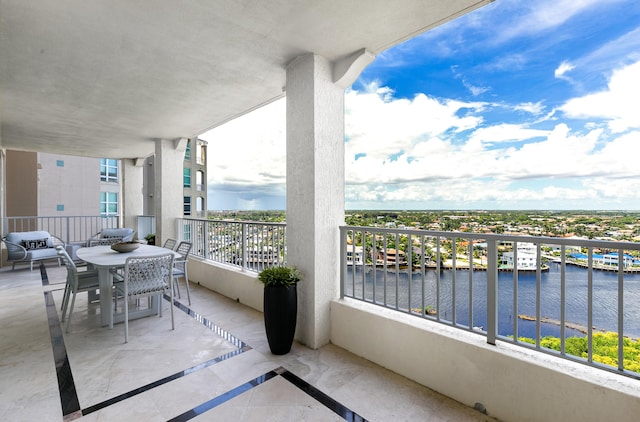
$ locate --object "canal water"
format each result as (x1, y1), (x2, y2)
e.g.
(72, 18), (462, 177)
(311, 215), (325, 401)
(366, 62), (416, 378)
(345, 262), (640, 339)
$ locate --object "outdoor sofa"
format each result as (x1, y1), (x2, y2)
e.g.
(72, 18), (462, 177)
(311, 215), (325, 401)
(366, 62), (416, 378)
(2, 230), (65, 271)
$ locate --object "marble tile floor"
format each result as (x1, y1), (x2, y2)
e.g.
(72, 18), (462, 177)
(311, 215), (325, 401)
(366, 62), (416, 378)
(0, 263), (498, 421)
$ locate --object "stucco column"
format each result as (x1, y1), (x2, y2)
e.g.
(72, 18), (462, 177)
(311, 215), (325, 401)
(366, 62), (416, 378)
(121, 158), (144, 237)
(154, 138), (186, 245)
(286, 54), (345, 349)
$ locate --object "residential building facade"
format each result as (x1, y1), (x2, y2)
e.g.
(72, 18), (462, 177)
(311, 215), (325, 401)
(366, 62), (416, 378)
(5, 150), (121, 220)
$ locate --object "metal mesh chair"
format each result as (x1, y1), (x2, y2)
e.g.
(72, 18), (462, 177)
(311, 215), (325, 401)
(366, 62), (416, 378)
(173, 241), (192, 305)
(114, 253), (175, 343)
(162, 238), (177, 250)
(56, 245), (100, 333)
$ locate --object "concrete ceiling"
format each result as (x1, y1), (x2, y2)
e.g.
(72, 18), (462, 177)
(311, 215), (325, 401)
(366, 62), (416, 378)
(0, 0), (492, 160)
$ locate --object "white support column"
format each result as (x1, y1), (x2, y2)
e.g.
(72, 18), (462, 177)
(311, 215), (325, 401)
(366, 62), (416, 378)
(154, 138), (186, 245)
(121, 158), (144, 237)
(286, 54), (345, 349)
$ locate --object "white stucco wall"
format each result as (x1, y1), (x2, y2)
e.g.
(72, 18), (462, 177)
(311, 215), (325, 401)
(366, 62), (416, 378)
(331, 298), (640, 422)
(187, 258), (263, 312)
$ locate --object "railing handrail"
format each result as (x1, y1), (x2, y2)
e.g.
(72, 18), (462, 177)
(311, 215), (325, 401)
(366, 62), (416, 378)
(176, 217), (287, 271)
(341, 225), (640, 251)
(4, 215), (120, 244)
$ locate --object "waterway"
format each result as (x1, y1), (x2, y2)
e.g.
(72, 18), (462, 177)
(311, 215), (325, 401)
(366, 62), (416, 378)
(345, 262), (640, 340)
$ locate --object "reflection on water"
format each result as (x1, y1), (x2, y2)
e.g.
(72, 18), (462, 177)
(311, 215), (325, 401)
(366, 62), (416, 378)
(345, 262), (640, 339)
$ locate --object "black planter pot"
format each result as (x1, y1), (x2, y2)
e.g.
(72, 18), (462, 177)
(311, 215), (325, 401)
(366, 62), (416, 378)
(263, 284), (297, 355)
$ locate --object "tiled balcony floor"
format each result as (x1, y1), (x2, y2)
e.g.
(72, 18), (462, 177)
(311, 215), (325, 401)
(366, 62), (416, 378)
(0, 262), (497, 421)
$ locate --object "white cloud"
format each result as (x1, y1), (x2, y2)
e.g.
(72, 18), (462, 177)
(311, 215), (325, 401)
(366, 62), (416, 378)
(343, 80), (640, 207)
(513, 102), (545, 115)
(345, 84), (484, 163)
(468, 123), (550, 146)
(569, 26), (640, 76)
(560, 60), (640, 132)
(555, 61), (575, 78)
(200, 98), (286, 186)
(491, 0), (616, 44)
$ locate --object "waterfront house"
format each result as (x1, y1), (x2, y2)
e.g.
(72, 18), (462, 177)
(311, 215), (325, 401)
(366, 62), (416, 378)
(376, 248), (408, 266)
(499, 242), (538, 270)
(570, 252), (638, 268)
(346, 245), (364, 266)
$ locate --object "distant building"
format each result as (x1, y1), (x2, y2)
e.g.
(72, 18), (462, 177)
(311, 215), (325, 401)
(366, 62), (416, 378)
(499, 242), (537, 270)
(6, 138), (207, 227)
(5, 150), (121, 220)
(142, 138), (207, 218)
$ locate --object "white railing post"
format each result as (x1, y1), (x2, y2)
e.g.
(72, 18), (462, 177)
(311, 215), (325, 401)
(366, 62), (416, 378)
(241, 222), (248, 270)
(486, 239), (498, 345)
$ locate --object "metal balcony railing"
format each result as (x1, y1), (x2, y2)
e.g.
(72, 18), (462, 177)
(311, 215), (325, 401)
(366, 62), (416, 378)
(340, 225), (640, 380)
(4, 215), (120, 244)
(177, 218), (286, 271)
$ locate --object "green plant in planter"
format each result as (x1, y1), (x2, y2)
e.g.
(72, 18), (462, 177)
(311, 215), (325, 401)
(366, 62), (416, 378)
(258, 265), (302, 355)
(144, 233), (155, 245)
(258, 265), (301, 287)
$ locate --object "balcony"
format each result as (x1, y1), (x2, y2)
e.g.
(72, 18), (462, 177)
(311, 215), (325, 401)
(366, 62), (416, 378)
(3, 2), (639, 419)
(178, 219), (640, 421)
(0, 261), (496, 421)
(3, 215), (640, 420)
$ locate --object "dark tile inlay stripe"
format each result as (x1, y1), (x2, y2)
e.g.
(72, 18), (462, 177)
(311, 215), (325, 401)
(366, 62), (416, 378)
(168, 366), (367, 421)
(82, 347), (250, 416)
(168, 370), (280, 422)
(166, 294), (249, 349)
(42, 264), (252, 419)
(80, 296), (253, 415)
(281, 369), (368, 421)
(43, 269), (362, 421)
(40, 262), (49, 285)
(43, 291), (82, 420)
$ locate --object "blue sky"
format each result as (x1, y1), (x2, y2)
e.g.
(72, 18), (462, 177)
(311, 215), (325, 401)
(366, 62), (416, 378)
(201, 0), (640, 211)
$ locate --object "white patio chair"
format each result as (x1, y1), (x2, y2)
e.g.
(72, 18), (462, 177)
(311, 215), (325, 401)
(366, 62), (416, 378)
(56, 245), (100, 333)
(114, 253), (175, 343)
(162, 238), (177, 250)
(88, 236), (124, 247)
(172, 241), (192, 305)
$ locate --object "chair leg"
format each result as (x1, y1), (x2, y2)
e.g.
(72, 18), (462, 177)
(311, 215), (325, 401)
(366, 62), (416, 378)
(169, 287), (174, 331)
(61, 282), (70, 311)
(173, 278), (181, 299)
(124, 294), (129, 343)
(110, 290), (116, 330)
(183, 269), (191, 305)
(61, 286), (72, 322)
(65, 293), (77, 333)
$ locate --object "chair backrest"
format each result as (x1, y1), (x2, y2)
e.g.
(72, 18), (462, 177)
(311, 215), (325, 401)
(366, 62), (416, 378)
(175, 241), (192, 259)
(123, 254), (174, 296)
(100, 228), (135, 241)
(87, 228), (134, 246)
(56, 245), (79, 287)
(163, 238), (177, 250)
(89, 237), (124, 247)
(5, 231), (53, 259)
